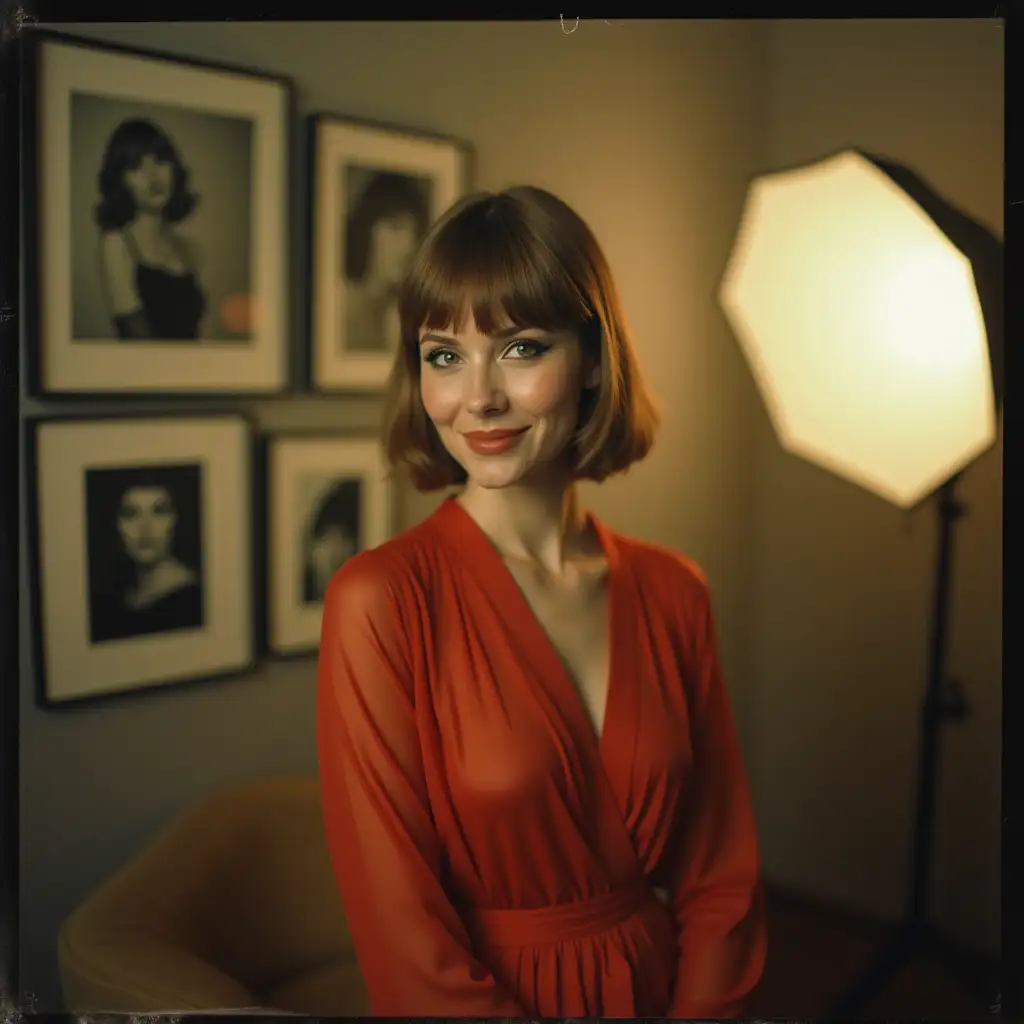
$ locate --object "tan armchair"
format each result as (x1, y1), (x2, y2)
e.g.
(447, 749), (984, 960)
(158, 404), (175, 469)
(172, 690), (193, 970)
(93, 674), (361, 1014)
(57, 776), (368, 1016)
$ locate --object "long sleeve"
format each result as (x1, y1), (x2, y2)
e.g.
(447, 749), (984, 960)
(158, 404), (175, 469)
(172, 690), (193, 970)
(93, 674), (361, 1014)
(665, 579), (767, 1019)
(316, 553), (526, 1017)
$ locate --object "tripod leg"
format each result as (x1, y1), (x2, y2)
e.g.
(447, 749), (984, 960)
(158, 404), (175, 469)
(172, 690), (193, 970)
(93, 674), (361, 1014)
(828, 922), (920, 1017)
(830, 482), (968, 1018)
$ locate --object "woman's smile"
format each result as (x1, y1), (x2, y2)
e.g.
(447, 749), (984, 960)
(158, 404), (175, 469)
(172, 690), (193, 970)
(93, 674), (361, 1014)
(461, 427), (531, 456)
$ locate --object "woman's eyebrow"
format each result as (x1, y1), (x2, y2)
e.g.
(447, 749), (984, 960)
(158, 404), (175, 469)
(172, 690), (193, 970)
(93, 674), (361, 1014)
(419, 326), (541, 345)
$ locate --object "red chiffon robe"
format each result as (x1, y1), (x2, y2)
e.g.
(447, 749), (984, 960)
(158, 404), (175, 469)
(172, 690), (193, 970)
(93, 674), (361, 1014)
(317, 496), (766, 1018)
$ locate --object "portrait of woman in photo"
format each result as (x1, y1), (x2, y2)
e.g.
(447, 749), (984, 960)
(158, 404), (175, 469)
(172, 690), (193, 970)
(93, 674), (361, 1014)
(342, 168), (431, 354)
(86, 465), (204, 645)
(302, 477), (362, 605)
(317, 186), (767, 1018)
(94, 117), (207, 341)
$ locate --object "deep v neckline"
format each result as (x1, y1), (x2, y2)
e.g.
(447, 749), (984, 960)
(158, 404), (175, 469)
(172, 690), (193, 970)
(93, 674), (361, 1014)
(434, 496), (625, 761)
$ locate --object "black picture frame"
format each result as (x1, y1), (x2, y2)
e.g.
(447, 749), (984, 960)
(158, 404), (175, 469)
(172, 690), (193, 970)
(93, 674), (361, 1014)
(22, 30), (296, 398)
(26, 411), (259, 707)
(305, 111), (473, 393)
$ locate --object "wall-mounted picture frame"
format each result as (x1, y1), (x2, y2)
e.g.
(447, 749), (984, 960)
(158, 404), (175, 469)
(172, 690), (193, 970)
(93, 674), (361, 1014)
(27, 413), (256, 706)
(308, 113), (472, 392)
(23, 31), (293, 397)
(266, 432), (392, 655)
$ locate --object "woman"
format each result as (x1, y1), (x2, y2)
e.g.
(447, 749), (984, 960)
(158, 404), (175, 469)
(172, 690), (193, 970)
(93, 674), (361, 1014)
(303, 478), (361, 604)
(343, 170), (430, 353)
(317, 186), (766, 1018)
(89, 474), (203, 644)
(95, 117), (207, 341)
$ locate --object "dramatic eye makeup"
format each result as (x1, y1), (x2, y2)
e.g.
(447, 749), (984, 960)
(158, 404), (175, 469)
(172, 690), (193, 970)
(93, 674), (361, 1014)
(420, 333), (554, 370)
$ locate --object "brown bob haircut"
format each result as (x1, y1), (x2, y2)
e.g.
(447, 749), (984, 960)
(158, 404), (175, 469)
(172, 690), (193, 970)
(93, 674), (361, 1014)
(382, 185), (660, 492)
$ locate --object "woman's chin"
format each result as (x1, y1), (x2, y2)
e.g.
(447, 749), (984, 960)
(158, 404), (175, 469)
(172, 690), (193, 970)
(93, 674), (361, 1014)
(464, 459), (564, 492)
(461, 460), (527, 490)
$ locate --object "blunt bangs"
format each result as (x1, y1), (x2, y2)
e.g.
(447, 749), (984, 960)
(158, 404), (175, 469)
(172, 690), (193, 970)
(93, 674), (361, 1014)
(398, 192), (594, 341)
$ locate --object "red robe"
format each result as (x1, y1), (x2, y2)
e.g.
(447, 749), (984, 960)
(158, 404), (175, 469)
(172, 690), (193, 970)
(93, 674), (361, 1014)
(317, 496), (766, 1017)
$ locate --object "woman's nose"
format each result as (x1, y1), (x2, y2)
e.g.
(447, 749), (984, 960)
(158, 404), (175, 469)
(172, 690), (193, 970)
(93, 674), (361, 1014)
(464, 360), (507, 415)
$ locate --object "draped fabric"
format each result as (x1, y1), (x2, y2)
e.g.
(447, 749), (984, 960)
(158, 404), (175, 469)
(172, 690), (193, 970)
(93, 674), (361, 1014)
(317, 497), (766, 1017)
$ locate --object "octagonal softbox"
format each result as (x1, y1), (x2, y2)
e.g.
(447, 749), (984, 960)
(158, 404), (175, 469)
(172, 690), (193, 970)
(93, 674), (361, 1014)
(719, 149), (998, 509)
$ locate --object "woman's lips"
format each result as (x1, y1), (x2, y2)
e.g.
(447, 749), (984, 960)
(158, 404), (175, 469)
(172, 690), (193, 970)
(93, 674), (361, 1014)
(462, 427), (529, 455)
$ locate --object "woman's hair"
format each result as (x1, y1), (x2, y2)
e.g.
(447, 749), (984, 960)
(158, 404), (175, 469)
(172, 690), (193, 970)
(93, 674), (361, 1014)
(382, 185), (661, 491)
(110, 469), (177, 517)
(94, 118), (199, 231)
(345, 171), (431, 282)
(308, 478), (362, 543)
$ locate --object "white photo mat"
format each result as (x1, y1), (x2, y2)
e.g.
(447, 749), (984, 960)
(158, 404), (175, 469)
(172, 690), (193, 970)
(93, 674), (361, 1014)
(37, 38), (289, 393)
(268, 436), (391, 654)
(34, 416), (254, 703)
(311, 117), (467, 391)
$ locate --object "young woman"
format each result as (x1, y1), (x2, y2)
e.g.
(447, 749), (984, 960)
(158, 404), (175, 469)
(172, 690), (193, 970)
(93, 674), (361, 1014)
(95, 117), (207, 341)
(317, 185), (767, 1018)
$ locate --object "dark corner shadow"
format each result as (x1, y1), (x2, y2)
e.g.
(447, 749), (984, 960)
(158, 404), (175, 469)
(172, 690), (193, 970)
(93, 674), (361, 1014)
(862, 150), (1006, 414)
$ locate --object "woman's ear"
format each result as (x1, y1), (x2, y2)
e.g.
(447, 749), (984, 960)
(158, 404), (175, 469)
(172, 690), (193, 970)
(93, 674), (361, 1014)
(583, 359), (602, 390)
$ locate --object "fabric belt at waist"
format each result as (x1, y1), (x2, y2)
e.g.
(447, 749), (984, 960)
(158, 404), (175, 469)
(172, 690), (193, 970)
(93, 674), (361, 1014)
(465, 877), (665, 948)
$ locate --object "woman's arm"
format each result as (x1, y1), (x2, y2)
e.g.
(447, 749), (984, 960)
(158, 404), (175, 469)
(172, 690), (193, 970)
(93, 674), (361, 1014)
(99, 231), (150, 339)
(317, 552), (526, 1017)
(664, 573), (768, 1019)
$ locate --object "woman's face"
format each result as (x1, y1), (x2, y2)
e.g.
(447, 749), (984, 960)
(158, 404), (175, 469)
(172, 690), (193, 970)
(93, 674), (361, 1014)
(310, 525), (358, 582)
(124, 153), (174, 215)
(369, 214), (419, 289)
(117, 486), (176, 566)
(418, 317), (599, 491)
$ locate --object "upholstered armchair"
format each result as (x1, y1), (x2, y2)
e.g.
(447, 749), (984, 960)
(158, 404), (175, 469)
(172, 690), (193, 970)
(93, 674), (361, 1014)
(57, 776), (368, 1015)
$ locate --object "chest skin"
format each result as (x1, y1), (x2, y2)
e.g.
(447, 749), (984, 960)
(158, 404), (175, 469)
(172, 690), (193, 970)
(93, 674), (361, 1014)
(503, 558), (612, 740)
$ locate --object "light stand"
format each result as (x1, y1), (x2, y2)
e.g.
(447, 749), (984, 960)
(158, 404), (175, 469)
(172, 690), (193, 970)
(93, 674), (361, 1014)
(829, 472), (996, 1017)
(719, 149), (1003, 1020)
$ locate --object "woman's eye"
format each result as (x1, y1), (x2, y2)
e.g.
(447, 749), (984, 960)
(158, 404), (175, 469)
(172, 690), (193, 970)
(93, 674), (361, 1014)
(424, 349), (458, 368)
(507, 340), (548, 359)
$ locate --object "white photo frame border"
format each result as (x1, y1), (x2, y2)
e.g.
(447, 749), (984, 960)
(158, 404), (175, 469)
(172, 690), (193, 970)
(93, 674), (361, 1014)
(28, 31), (293, 396)
(28, 414), (256, 706)
(308, 113), (472, 392)
(267, 432), (392, 655)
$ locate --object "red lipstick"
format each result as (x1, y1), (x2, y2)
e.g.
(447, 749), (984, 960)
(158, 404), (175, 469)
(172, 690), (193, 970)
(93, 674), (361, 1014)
(462, 427), (529, 455)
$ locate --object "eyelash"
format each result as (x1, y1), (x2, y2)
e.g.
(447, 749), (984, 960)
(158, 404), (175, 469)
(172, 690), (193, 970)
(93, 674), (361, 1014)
(423, 339), (551, 369)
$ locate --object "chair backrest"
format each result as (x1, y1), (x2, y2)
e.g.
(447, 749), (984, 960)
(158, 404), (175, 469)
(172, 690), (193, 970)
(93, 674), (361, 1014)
(60, 776), (355, 1003)
(193, 776), (355, 992)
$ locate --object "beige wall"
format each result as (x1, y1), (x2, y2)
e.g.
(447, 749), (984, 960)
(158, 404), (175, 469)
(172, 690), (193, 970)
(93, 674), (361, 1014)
(749, 18), (1003, 954)
(20, 19), (768, 1010)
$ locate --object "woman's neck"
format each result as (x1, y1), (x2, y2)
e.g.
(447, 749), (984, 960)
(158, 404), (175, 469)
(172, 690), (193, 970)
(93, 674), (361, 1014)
(457, 477), (597, 575)
(127, 211), (164, 248)
(127, 556), (190, 608)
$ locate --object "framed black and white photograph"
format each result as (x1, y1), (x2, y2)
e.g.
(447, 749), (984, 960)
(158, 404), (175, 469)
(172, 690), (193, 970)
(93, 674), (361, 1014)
(308, 114), (471, 391)
(25, 32), (292, 395)
(267, 434), (391, 655)
(28, 415), (255, 705)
